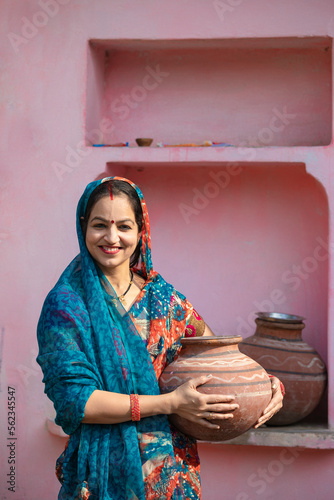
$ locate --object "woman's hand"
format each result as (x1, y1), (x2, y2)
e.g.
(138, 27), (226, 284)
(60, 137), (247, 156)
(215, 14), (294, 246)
(253, 376), (284, 429)
(169, 374), (239, 430)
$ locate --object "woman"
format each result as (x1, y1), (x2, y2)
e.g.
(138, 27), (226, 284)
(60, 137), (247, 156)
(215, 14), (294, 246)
(37, 176), (283, 499)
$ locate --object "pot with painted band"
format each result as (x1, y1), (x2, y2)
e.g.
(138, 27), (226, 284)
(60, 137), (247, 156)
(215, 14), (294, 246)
(159, 335), (272, 441)
(239, 312), (327, 426)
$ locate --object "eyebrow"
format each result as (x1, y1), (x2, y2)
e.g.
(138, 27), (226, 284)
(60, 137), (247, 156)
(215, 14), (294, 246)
(90, 216), (135, 224)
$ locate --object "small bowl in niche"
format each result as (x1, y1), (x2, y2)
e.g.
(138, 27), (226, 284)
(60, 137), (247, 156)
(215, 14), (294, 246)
(135, 138), (153, 147)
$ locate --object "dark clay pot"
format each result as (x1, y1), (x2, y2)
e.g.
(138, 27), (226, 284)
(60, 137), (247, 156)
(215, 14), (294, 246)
(239, 312), (327, 425)
(159, 336), (272, 441)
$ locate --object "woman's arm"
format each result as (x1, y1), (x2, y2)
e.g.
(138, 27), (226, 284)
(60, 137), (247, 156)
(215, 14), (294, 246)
(82, 390), (174, 424)
(82, 375), (239, 429)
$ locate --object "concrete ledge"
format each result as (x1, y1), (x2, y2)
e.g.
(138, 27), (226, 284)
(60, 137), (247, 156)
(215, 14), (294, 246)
(204, 423), (334, 449)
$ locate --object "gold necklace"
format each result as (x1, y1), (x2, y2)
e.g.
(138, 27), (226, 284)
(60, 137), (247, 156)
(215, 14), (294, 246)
(113, 271), (133, 305)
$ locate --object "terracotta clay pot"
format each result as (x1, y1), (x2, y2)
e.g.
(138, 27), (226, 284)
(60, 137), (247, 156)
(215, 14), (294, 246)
(239, 312), (327, 426)
(135, 137), (153, 147)
(159, 336), (272, 441)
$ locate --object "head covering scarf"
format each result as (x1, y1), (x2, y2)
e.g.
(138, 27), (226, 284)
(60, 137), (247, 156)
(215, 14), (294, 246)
(37, 177), (198, 499)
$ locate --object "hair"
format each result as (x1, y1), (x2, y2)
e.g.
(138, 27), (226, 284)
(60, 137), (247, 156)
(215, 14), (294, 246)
(81, 180), (143, 268)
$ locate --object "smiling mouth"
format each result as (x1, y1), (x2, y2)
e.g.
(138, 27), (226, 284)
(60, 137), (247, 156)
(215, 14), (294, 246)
(100, 246), (121, 254)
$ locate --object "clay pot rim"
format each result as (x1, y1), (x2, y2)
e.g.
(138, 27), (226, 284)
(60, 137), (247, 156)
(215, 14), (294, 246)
(181, 335), (242, 346)
(256, 311), (305, 323)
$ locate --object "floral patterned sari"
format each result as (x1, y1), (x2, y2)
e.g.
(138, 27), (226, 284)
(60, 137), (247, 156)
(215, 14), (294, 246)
(37, 177), (201, 499)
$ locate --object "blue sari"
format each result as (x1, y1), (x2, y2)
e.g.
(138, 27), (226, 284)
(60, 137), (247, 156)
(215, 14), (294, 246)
(37, 177), (200, 499)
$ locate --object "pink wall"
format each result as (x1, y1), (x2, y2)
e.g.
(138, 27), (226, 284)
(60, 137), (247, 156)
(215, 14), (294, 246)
(1, 1), (334, 498)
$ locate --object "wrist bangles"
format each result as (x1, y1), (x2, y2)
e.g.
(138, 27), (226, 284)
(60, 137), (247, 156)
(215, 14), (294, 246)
(130, 394), (141, 421)
(268, 374), (285, 397)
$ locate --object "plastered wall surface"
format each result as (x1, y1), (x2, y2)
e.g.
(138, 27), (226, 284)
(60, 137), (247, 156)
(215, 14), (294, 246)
(1, 1), (334, 498)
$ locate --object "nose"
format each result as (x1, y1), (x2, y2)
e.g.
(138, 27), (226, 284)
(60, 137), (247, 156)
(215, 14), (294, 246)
(104, 224), (120, 244)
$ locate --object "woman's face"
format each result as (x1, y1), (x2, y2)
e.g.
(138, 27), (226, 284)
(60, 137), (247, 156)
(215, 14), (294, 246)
(85, 194), (140, 275)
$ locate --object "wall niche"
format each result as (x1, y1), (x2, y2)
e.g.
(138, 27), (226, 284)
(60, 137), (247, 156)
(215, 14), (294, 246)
(86, 37), (332, 147)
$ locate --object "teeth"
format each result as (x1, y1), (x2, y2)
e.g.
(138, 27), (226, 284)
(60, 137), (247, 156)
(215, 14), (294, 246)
(102, 246), (120, 252)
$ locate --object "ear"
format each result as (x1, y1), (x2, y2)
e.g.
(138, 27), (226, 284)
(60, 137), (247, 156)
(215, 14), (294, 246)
(80, 216), (86, 236)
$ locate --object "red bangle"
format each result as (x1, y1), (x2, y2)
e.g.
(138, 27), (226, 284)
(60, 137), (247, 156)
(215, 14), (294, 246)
(130, 394), (140, 421)
(268, 375), (285, 397)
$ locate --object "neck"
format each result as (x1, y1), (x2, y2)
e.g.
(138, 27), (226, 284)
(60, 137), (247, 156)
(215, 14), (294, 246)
(100, 264), (132, 290)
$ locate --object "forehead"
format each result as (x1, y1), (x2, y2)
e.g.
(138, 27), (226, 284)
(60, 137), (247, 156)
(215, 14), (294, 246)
(90, 194), (135, 217)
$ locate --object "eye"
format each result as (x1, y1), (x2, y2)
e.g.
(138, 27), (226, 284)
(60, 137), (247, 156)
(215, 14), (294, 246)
(118, 224), (132, 230)
(93, 223), (107, 228)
